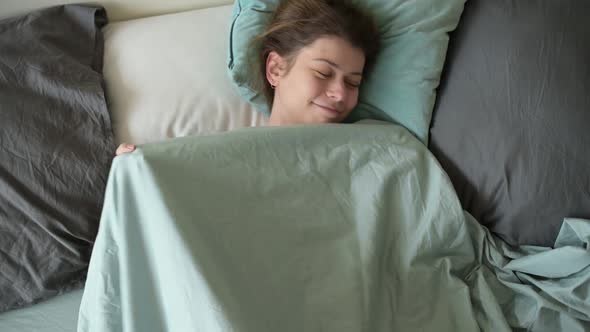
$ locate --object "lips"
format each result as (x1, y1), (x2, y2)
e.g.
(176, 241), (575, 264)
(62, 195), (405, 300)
(312, 102), (341, 114)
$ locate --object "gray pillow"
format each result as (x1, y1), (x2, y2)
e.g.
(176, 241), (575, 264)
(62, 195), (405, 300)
(0, 5), (114, 311)
(429, 0), (590, 246)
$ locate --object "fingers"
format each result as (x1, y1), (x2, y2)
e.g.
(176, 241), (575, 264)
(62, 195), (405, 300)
(115, 143), (136, 156)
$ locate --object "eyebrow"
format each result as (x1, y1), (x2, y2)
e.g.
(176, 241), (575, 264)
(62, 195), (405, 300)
(312, 58), (363, 76)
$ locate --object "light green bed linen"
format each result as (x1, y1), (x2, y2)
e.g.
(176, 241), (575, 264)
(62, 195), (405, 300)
(78, 123), (590, 331)
(0, 289), (83, 332)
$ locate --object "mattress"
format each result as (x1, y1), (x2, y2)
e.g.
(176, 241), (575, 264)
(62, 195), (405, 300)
(0, 290), (83, 332)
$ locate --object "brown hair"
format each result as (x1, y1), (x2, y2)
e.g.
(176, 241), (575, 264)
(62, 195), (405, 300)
(250, 0), (380, 108)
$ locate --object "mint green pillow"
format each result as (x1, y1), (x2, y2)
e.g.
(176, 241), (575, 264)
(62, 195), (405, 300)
(227, 0), (466, 143)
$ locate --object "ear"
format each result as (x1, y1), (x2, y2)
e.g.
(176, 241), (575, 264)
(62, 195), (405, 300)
(265, 51), (286, 88)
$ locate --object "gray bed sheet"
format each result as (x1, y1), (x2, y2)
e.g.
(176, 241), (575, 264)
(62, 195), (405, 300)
(0, 289), (83, 332)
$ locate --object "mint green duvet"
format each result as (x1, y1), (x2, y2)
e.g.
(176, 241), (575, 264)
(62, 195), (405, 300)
(78, 123), (590, 331)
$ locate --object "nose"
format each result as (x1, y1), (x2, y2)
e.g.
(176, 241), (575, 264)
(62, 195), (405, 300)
(326, 79), (346, 102)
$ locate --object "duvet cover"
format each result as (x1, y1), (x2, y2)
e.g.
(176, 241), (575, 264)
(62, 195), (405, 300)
(78, 123), (590, 331)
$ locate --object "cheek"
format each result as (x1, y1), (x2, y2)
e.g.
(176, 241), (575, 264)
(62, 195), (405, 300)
(284, 72), (319, 102)
(279, 74), (302, 106)
(290, 80), (324, 111)
(345, 90), (360, 109)
(301, 75), (325, 101)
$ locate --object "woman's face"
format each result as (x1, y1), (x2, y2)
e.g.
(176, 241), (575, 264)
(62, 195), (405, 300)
(266, 36), (366, 125)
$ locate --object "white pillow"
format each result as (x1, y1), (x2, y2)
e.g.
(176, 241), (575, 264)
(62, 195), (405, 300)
(102, 5), (267, 145)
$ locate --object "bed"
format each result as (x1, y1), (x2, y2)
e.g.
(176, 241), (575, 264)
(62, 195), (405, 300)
(1, 0), (588, 331)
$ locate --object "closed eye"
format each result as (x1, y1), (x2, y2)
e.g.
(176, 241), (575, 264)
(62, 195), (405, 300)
(314, 70), (360, 88)
(314, 70), (330, 78)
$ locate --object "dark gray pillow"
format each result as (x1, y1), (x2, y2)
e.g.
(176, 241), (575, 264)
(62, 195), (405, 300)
(429, 0), (590, 247)
(0, 5), (114, 312)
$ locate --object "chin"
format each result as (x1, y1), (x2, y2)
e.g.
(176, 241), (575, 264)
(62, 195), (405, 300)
(306, 114), (338, 124)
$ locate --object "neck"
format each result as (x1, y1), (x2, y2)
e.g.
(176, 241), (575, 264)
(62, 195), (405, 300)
(267, 98), (290, 126)
(268, 111), (286, 126)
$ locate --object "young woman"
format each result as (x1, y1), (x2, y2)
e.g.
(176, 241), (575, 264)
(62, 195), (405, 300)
(116, 0), (379, 155)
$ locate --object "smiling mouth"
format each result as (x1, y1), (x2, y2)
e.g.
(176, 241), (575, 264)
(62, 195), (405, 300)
(312, 102), (340, 114)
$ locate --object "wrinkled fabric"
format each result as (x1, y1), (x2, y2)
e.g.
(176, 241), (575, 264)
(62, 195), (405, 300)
(0, 289), (83, 332)
(79, 124), (589, 331)
(429, 0), (590, 247)
(0, 5), (114, 312)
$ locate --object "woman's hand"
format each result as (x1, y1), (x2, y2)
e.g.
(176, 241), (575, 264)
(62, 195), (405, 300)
(116, 143), (136, 156)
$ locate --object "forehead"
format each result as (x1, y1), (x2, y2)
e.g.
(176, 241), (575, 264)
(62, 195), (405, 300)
(297, 36), (365, 72)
